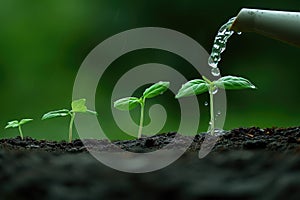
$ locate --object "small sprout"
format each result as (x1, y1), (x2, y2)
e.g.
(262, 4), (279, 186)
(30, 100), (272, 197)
(176, 75), (256, 135)
(5, 119), (33, 139)
(42, 98), (97, 143)
(114, 81), (170, 139)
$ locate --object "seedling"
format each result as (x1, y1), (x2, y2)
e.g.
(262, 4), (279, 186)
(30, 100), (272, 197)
(5, 119), (33, 139)
(176, 75), (256, 135)
(114, 81), (170, 139)
(42, 98), (97, 142)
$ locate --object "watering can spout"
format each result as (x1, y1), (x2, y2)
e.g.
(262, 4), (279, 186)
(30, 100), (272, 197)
(230, 8), (300, 47)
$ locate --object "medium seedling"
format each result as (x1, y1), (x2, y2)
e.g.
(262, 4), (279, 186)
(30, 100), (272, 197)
(114, 81), (170, 139)
(5, 119), (33, 139)
(176, 75), (256, 135)
(42, 98), (97, 142)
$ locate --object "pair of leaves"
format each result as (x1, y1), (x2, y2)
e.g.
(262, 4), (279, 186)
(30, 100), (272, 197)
(114, 81), (170, 111)
(5, 119), (33, 129)
(176, 75), (256, 98)
(42, 98), (97, 120)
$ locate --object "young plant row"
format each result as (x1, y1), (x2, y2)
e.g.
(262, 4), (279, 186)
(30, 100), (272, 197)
(5, 99), (97, 143)
(5, 75), (256, 142)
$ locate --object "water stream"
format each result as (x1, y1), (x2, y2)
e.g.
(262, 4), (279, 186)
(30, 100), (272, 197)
(208, 17), (239, 76)
(200, 17), (240, 157)
(206, 17), (240, 136)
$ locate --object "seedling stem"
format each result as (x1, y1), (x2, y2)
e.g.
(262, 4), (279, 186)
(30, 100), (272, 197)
(138, 98), (145, 139)
(69, 112), (76, 143)
(18, 126), (24, 139)
(209, 85), (215, 135)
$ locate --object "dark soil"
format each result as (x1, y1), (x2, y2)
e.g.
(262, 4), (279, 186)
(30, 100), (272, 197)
(1, 127), (300, 200)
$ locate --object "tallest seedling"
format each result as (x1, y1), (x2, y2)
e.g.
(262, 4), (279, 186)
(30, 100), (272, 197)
(176, 75), (256, 135)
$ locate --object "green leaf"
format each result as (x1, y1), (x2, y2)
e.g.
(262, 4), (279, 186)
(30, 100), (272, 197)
(5, 120), (19, 129)
(19, 119), (33, 125)
(71, 98), (88, 113)
(142, 81), (170, 99)
(214, 76), (256, 90)
(176, 79), (209, 98)
(5, 119), (33, 129)
(42, 109), (70, 120)
(114, 97), (140, 111)
(87, 110), (98, 115)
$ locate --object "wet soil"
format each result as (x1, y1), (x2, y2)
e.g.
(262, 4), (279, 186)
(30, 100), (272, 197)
(1, 127), (300, 200)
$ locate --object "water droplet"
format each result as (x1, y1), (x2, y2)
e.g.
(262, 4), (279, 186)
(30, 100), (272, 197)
(209, 62), (217, 68)
(212, 86), (218, 94)
(214, 129), (226, 136)
(211, 68), (220, 76)
(216, 111), (221, 118)
(204, 101), (208, 106)
(213, 44), (220, 49)
(208, 56), (217, 68)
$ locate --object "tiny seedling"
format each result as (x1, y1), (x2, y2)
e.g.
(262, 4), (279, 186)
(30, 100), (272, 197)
(42, 98), (97, 142)
(176, 75), (256, 135)
(5, 119), (33, 139)
(114, 81), (170, 139)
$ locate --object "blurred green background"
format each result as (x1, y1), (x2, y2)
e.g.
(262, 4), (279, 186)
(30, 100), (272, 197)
(0, 0), (299, 140)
